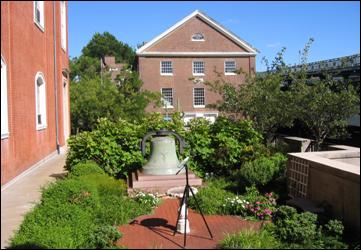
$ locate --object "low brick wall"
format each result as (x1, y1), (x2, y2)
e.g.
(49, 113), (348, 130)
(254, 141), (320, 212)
(287, 145), (360, 232)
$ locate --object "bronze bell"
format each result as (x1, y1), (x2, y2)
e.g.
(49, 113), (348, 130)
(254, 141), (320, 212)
(141, 129), (186, 175)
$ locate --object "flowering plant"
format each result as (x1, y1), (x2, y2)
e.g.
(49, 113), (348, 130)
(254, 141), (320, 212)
(134, 191), (160, 207)
(221, 189), (277, 220)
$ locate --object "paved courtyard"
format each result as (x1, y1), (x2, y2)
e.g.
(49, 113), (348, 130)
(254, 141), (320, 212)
(117, 198), (264, 249)
(1, 151), (67, 249)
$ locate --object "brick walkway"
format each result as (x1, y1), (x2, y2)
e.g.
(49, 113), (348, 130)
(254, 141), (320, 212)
(117, 198), (264, 249)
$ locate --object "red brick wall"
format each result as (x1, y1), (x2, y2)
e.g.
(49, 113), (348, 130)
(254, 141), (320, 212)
(1, 1), (69, 185)
(139, 56), (254, 113)
(138, 15), (256, 114)
(147, 16), (247, 52)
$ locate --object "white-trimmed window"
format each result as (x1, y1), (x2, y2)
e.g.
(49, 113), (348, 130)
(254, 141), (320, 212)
(191, 33), (205, 41)
(225, 60), (236, 75)
(60, 1), (67, 50)
(34, 1), (45, 31)
(35, 72), (47, 130)
(1, 56), (9, 139)
(161, 88), (173, 108)
(160, 61), (173, 75)
(193, 88), (205, 108)
(193, 61), (204, 75)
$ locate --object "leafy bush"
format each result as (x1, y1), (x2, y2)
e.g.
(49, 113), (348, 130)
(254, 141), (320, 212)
(68, 160), (105, 177)
(220, 229), (281, 249)
(271, 205), (348, 248)
(66, 118), (144, 178)
(185, 116), (263, 177)
(239, 153), (287, 187)
(188, 178), (235, 215)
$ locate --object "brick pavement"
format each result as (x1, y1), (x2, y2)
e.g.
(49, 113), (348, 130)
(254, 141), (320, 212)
(117, 198), (264, 249)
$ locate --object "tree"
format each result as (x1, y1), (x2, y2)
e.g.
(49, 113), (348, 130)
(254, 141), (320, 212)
(205, 38), (360, 148)
(82, 32), (136, 66)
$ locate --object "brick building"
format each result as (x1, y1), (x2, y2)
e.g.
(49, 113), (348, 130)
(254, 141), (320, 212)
(137, 10), (258, 122)
(1, 1), (70, 185)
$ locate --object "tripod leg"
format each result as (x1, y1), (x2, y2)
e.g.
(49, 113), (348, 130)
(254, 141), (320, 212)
(184, 185), (189, 247)
(173, 186), (187, 236)
(189, 186), (213, 239)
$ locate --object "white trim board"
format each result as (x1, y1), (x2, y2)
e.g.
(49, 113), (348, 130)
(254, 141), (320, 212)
(136, 10), (258, 55)
(139, 51), (256, 57)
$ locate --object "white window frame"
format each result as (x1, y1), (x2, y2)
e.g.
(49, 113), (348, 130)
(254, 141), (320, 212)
(224, 60), (237, 75)
(160, 61), (173, 76)
(193, 88), (205, 108)
(33, 1), (45, 32)
(35, 72), (47, 130)
(192, 61), (205, 76)
(60, 1), (67, 51)
(191, 33), (205, 42)
(161, 88), (174, 108)
(1, 56), (9, 139)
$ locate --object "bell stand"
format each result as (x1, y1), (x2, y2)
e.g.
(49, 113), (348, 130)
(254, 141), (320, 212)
(173, 157), (213, 247)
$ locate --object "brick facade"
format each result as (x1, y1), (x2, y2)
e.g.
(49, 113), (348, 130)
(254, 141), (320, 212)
(1, 1), (69, 185)
(137, 10), (257, 122)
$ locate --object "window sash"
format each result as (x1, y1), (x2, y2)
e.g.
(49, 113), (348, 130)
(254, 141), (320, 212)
(161, 61), (173, 74)
(193, 88), (205, 107)
(35, 75), (47, 129)
(161, 88), (173, 107)
(225, 61), (236, 73)
(34, 1), (44, 29)
(193, 61), (204, 75)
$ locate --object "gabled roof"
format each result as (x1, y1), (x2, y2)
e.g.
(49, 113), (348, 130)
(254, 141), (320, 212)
(136, 10), (259, 55)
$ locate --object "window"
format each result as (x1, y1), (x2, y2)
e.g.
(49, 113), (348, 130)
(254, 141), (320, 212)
(160, 61), (173, 75)
(193, 61), (204, 75)
(225, 60), (236, 74)
(191, 33), (205, 41)
(193, 88), (205, 107)
(1, 56), (9, 139)
(161, 88), (173, 108)
(34, 1), (44, 31)
(60, 1), (67, 50)
(35, 73), (47, 130)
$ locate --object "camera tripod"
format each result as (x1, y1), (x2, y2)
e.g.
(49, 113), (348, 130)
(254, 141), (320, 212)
(173, 157), (213, 247)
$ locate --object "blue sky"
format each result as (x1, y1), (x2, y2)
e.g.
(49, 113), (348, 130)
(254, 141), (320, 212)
(69, 1), (360, 71)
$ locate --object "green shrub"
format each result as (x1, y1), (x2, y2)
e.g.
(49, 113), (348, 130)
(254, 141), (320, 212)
(220, 229), (281, 249)
(66, 118), (144, 177)
(239, 153), (287, 187)
(89, 225), (122, 249)
(188, 178), (235, 215)
(68, 161), (105, 177)
(9, 172), (153, 249)
(273, 205), (318, 244)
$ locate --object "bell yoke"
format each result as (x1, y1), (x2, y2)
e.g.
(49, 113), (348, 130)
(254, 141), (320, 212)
(140, 129), (186, 175)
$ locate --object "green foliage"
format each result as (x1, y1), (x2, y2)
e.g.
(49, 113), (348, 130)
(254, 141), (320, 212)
(9, 171), (151, 249)
(81, 31), (136, 67)
(239, 153), (287, 187)
(220, 229), (281, 249)
(205, 38), (360, 147)
(188, 178), (235, 215)
(271, 205), (348, 248)
(66, 118), (144, 178)
(89, 226), (122, 249)
(184, 116), (263, 177)
(68, 160), (105, 177)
